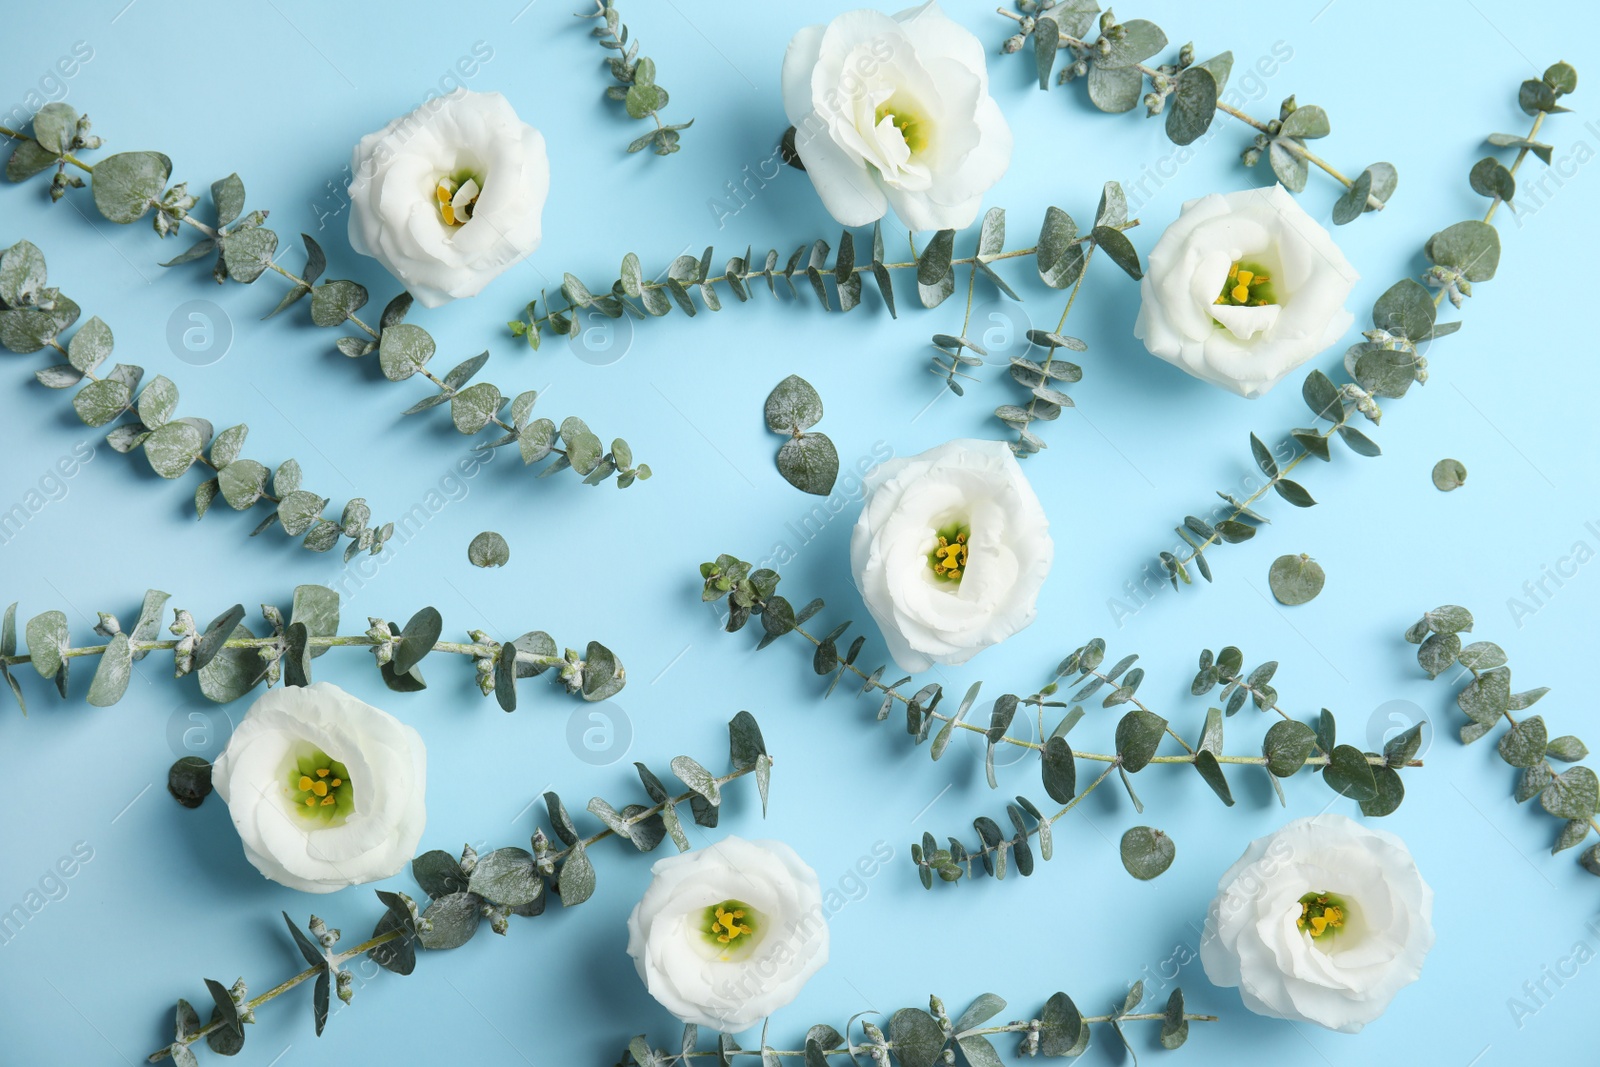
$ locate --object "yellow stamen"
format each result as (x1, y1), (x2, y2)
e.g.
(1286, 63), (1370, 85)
(321, 796), (337, 806)
(317, 768), (330, 778)
(299, 776), (313, 791)
(436, 182), (457, 226)
(1215, 261), (1276, 308)
(330, 779), (342, 788)
(305, 797), (317, 807)
(1296, 893), (1346, 940)
(714, 906), (752, 944)
(312, 781), (328, 797)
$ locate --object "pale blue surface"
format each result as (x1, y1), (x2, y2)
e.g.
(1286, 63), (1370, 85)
(1, 1), (1597, 1063)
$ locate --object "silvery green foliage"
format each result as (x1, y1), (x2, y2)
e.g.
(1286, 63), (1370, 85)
(148, 713), (769, 1063)
(699, 557), (1419, 886)
(513, 199), (1139, 457)
(0, 241), (392, 560)
(1406, 605), (1600, 875)
(2, 102), (100, 200)
(1151, 62), (1577, 593)
(985, 187), (1139, 456)
(578, 0), (693, 156)
(916, 640), (1418, 887)
(764, 375), (838, 496)
(0, 119), (647, 491)
(0, 586), (625, 714)
(622, 986), (1204, 1066)
(999, 2), (1396, 222)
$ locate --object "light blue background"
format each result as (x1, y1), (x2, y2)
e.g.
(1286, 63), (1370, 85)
(1, 1), (1596, 1063)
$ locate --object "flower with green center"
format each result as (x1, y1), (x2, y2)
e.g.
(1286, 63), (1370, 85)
(781, 3), (1013, 231)
(1201, 814), (1434, 1033)
(212, 682), (427, 894)
(927, 523), (969, 583)
(348, 89), (550, 307)
(1296, 891), (1347, 941)
(1214, 261), (1277, 308)
(285, 747), (355, 825)
(628, 837), (828, 1033)
(1133, 185), (1360, 398)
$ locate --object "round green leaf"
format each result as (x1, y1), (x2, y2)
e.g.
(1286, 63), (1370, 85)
(764, 374), (824, 433)
(1432, 458), (1467, 491)
(1263, 719), (1318, 777)
(143, 420), (205, 480)
(450, 382), (502, 435)
(91, 151), (173, 224)
(468, 531), (510, 568)
(1268, 553), (1325, 606)
(217, 459), (270, 510)
(1120, 826), (1175, 880)
(378, 323), (435, 382)
(776, 432), (839, 496)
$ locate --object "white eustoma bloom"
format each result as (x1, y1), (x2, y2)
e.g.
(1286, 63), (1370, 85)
(626, 837), (828, 1033)
(781, 2), (1012, 231)
(212, 682), (427, 895)
(347, 89), (549, 308)
(1133, 184), (1359, 398)
(850, 438), (1052, 673)
(1201, 814), (1434, 1033)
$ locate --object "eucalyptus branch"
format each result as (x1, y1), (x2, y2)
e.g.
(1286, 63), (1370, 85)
(1406, 605), (1600, 875)
(625, 984), (1213, 1066)
(147, 713), (771, 1063)
(697, 554), (1420, 887)
(577, 0), (694, 156)
(0, 107), (649, 488)
(514, 195), (1141, 455)
(0, 583), (625, 716)
(915, 636), (1425, 885)
(1148, 62), (1578, 593)
(996, 2), (1394, 221)
(0, 240), (400, 559)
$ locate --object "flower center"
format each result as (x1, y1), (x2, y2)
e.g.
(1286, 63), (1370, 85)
(435, 170), (483, 228)
(701, 899), (760, 957)
(1296, 891), (1347, 941)
(928, 523), (970, 584)
(874, 99), (929, 155)
(284, 747), (353, 825)
(1215, 261), (1277, 307)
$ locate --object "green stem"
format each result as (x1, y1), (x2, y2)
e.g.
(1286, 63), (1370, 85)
(762, 601), (1416, 770)
(0, 634), (563, 672)
(527, 222), (1139, 334)
(170, 214), (567, 462)
(1015, 240), (1095, 448)
(670, 1007), (1218, 1059)
(989, 15), (1383, 211)
(0, 125), (94, 172)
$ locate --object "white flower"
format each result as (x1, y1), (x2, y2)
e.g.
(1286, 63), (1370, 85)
(1201, 814), (1434, 1033)
(626, 837), (828, 1033)
(212, 682), (427, 895)
(850, 438), (1052, 673)
(781, 2), (1012, 231)
(1134, 184), (1359, 398)
(347, 89), (549, 308)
